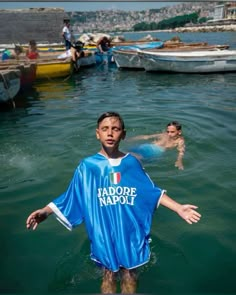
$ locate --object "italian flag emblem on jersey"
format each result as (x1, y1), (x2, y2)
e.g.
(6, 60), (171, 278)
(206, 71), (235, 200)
(110, 172), (121, 184)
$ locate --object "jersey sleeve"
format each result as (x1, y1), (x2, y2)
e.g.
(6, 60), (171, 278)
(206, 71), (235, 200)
(48, 165), (84, 230)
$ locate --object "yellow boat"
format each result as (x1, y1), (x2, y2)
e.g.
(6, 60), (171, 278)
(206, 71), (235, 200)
(36, 60), (72, 80)
(37, 47), (65, 53)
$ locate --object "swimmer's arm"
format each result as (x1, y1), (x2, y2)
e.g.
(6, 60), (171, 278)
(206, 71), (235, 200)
(175, 139), (185, 170)
(128, 133), (162, 141)
(159, 193), (201, 224)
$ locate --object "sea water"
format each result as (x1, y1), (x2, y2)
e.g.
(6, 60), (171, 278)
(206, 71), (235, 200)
(0, 31), (235, 294)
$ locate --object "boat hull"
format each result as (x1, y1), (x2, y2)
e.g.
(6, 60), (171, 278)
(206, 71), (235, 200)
(138, 50), (236, 73)
(36, 60), (72, 80)
(0, 69), (21, 103)
(77, 52), (96, 68)
(112, 50), (144, 69)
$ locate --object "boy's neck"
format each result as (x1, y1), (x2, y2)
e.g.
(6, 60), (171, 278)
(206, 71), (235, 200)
(99, 148), (125, 159)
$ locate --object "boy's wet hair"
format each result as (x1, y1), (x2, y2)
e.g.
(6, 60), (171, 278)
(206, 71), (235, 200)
(167, 121), (182, 130)
(97, 112), (125, 129)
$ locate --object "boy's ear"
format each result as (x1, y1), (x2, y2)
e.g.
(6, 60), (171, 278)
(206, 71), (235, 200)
(96, 129), (100, 140)
(122, 130), (126, 140)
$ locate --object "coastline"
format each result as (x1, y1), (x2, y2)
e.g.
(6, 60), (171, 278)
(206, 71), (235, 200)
(153, 24), (236, 33)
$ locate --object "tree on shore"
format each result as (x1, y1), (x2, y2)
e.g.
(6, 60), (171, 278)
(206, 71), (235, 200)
(133, 12), (200, 31)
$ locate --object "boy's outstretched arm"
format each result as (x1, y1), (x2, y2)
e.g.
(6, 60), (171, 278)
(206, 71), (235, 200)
(159, 193), (201, 224)
(26, 206), (53, 230)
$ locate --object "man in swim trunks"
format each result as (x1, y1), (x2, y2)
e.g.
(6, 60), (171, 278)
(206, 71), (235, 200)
(26, 112), (201, 293)
(129, 121), (185, 170)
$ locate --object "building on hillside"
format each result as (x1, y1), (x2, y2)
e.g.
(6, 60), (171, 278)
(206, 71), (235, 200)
(226, 2), (236, 19)
(213, 2), (236, 20)
(213, 4), (225, 20)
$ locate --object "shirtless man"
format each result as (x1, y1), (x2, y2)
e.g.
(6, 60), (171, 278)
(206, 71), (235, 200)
(129, 121), (185, 170)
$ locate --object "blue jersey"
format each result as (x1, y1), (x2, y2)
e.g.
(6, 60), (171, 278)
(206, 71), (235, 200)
(48, 153), (165, 272)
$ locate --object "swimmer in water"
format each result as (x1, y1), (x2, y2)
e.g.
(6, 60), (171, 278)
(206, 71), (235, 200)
(129, 121), (185, 170)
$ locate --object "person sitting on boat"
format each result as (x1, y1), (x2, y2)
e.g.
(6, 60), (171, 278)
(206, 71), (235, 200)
(128, 121), (185, 170)
(70, 41), (85, 71)
(1, 45), (23, 61)
(25, 40), (39, 59)
(96, 36), (111, 54)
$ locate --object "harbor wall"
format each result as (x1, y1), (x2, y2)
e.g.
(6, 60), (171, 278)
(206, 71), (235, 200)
(0, 8), (69, 44)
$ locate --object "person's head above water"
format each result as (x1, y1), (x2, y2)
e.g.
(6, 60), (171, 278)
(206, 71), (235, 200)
(166, 121), (182, 138)
(97, 111), (125, 130)
(167, 121), (182, 130)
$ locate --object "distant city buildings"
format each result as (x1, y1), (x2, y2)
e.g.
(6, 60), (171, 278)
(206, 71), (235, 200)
(213, 2), (236, 20)
(70, 2), (219, 33)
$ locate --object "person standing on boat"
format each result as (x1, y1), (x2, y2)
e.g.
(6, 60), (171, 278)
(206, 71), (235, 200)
(62, 19), (74, 50)
(26, 112), (201, 294)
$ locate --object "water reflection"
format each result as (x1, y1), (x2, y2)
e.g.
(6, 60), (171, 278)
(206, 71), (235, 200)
(34, 78), (74, 101)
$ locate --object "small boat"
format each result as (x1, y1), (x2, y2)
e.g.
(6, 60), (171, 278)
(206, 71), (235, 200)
(57, 49), (96, 68)
(0, 62), (37, 89)
(36, 59), (72, 80)
(137, 49), (236, 73)
(112, 49), (144, 70)
(114, 41), (164, 51)
(96, 41), (164, 65)
(0, 69), (21, 104)
(77, 51), (96, 68)
(113, 42), (232, 71)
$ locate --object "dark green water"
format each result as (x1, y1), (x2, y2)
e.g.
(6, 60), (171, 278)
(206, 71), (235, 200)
(0, 32), (235, 294)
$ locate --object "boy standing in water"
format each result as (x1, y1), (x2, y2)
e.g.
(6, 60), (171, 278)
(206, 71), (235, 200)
(129, 121), (185, 170)
(26, 112), (200, 294)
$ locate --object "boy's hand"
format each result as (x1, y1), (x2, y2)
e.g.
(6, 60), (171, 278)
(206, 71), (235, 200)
(175, 159), (184, 170)
(177, 205), (201, 224)
(26, 209), (49, 230)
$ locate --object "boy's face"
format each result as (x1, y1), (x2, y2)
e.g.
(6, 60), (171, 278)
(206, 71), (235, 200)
(96, 117), (126, 149)
(166, 125), (181, 139)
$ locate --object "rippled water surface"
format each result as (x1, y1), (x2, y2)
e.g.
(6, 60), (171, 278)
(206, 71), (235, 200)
(0, 32), (235, 294)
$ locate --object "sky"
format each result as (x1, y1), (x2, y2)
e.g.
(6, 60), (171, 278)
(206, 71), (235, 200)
(0, 1), (182, 12)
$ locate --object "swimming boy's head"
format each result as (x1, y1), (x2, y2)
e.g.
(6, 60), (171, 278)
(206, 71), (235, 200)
(97, 112), (125, 130)
(166, 121), (182, 138)
(167, 121), (182, 130)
